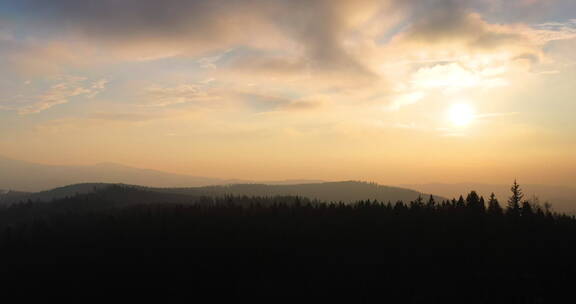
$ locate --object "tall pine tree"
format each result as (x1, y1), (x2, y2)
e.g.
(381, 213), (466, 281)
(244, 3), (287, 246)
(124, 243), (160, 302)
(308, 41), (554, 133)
(507, 180), (523, 217)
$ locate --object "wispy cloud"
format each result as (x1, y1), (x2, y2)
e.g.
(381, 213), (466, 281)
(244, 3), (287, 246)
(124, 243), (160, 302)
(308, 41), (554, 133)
(531, 19), (576, 43)
(16, 76), (107, 115)
(143, 82), (221, 107)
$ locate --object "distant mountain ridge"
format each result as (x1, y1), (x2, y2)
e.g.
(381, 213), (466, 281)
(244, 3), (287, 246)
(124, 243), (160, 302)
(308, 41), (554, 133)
(0, 155), (246, 192)
(0, 155), (329, 192)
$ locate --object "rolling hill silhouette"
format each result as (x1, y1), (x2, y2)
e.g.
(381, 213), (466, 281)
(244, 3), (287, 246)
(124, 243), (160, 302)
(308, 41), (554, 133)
(156, 181), (444, 204)
(0, 181), (443, 207)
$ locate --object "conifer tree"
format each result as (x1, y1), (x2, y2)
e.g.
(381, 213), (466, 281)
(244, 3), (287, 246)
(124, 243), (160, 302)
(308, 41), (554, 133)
(466, 191), (480, 210)
(411, 195), (424, 209)
(487, 193), (503, 215)
(456, 195), (465, 208)
(521, 201), (534, 217)
(427, 195), (436, 209)
(507, 180), (523, 217)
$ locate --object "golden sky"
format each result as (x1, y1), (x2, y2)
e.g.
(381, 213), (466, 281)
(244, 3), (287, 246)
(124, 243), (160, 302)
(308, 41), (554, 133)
(1, 0), (576, 186)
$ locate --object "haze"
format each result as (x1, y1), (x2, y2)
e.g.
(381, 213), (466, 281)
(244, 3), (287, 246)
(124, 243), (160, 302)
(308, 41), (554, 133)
(1, 0), (576, 187)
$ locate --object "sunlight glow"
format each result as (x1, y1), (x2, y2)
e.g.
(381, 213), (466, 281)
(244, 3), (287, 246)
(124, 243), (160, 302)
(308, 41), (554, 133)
(448, 103), (475, 127)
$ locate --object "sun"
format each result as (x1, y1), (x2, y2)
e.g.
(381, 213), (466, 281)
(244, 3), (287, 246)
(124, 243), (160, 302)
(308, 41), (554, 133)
(448, 103), (475, 127)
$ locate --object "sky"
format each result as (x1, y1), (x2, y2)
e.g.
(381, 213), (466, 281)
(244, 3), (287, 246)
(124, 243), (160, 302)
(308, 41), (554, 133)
(1, 0), (576, 186)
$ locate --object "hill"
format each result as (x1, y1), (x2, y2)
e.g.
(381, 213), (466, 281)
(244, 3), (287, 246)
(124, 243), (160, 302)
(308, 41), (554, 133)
(0, 181), (443, 206)
(157, 181), (443, 204)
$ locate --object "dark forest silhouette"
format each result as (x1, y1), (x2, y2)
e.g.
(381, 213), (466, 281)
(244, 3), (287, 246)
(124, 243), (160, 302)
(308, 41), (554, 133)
(1, 180), (575, 302)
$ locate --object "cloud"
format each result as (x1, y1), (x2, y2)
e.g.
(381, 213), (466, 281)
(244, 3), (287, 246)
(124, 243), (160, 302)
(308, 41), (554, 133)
(1, 0), (575, 116)
(397, 2), (533, 53)
(226, 53), (312, 77)
(141, 78), (331, 115)
(411, 63), (509, 92)
(15, 76), (108, 115)
(0, 1), (282, 68)
(531, 19), (576, 43)
(369, 0), (567, 110)
(144, 83), (219, 107)
(388, 92), (425, 110)
(0, 20), (104, 76)
(281, 99), (324, 112)
(197, 49), (234, 69)
(1, 0), (395, 79)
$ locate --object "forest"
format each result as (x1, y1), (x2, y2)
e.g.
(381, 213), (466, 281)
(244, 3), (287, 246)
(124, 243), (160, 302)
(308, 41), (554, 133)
(0, 181), (575, 303)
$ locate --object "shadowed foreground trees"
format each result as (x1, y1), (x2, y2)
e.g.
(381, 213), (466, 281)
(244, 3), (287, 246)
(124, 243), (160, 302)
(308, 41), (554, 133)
(0, 181), (574, 302)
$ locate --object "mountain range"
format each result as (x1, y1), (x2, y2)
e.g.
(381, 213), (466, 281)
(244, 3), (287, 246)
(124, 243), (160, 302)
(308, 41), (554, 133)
(0, 155), (321, 192)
